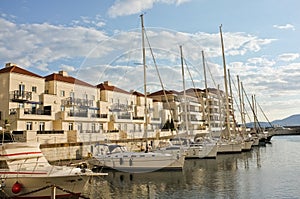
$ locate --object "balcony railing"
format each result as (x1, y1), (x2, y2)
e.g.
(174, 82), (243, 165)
(68, 111), (88, 117)
(62, 97), (94, 107)
(10, 90), (32, 102)
(24, 108), (51, 115)
(37, 130), (64, 134)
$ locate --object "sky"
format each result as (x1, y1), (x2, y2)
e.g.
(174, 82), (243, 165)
(1, 0), (300, 123)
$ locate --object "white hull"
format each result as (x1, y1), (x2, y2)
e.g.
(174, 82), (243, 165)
(205, 144), (218, 158)
(0, 140), (106, 198)
(241, 140), (253, 151)
(91, 152), (184, 173)
(217, 142), (242, 154)
(0, 174), (89, 198)
(185, 143), (217, 159)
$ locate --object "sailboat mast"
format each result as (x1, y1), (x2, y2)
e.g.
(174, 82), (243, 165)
(228, 69), (237, 135)
(180, 45), (189, 135)
(237, 75), (245, 130)
(201, 51), (211, 132)
(140, 14), (148, 150)
(219, 25), (231, 138)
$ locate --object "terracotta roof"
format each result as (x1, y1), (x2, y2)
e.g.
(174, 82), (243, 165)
(148, 90), (180, 97)
(44, 73), (96, 88)
(97, 82), (130, 94)
(0, 65), (43, 78)
(131, 91), (145, 97)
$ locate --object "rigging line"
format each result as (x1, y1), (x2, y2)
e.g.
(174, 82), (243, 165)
(228, 72), (255, 125)
(143, 27), (178, 133)
(203, 52), (218, 89)
(242, 86), (263, 131)
(183, 57), (204, 107)
(256, 100), (273, 127)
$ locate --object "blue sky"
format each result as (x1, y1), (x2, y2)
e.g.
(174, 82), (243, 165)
(1, 0), (300, 122)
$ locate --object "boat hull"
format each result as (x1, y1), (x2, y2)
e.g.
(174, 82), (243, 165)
(0, 175), (89, 198)
(217, 142), (242, 154)
(90, 152), (185, 173)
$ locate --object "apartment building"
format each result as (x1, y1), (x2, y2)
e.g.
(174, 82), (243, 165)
(97, 81), (162, 140)
(0, 63), (58, 142)
(44, 71), (108, 143)
(0, 63), (234, 145)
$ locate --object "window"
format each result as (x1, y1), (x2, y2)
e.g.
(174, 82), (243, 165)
(77, 123), (82, 132)
(32, 86), (37, 93)
(69, 123), (73, 130)
(0, 161), (9, 169)
(60, 90), (65, 97)
(26, 122), (32, 130)
(60, 106), (65, 111)
(70, 91), (74, 98)
(39, 122), (45, 131)
(19, 103), (24, 108)
(19, 84), (25, 93)
(92, 123), (95, 133)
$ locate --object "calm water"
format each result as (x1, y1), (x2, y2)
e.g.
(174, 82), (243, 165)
(83, 136), (300, 199)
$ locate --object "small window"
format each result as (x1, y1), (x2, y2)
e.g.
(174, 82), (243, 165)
(69, 123), (73, 130)
(0, 160), (9, 169)
(32, 86), (37, 93)
(26, 122), (32, 130)
(60, 90), (65, 97)
(39, 122), (45, 131)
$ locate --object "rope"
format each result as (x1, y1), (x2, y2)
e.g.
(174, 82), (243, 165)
(11, 184), (90, 199)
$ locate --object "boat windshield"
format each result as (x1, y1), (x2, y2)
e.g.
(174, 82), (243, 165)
(0, 132), (14, 144)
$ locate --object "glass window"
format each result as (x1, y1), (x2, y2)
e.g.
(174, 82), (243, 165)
(26, 122), (32, 130)
(32, 86), (37, 93)
(69, 123), (73, 130)
(39, 122), (45, 131)
(60, 90), (65, 97)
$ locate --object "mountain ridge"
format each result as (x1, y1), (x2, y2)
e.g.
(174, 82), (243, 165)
(246, 114), (300, 127)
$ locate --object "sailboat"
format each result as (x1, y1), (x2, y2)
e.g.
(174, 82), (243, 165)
(217, 25), (242, 154)
(156, 47), (217, 159)
(89, 14), (184, 173)
(0, 130), (106, 198)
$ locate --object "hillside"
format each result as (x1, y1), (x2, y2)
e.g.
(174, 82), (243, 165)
(272, 114), (300, 127)
(246, 114), (300, 128)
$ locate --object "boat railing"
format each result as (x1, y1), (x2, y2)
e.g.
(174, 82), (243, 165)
(9, 161), (82, 176)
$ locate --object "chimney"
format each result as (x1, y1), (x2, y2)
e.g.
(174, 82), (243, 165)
(104, 81), (111, 86)
(59, 71), (68, 77)
(5, 63), (17, 68)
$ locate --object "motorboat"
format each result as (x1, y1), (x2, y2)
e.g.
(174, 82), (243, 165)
(0, 131), (106, 198)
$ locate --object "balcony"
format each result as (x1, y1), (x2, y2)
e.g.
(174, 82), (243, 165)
(68, 111), (88, 118)
(10, 90), (32, 102)
(62, 97), (94, 108)
(9, 108), (54, 120)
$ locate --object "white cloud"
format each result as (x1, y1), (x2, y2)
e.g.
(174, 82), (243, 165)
(273, 24), (295, 30)
(277, 53), (300, 62)
(0, 17), (109, 72)
(60, 64), (76, 72)
(108, 0), (191, 18)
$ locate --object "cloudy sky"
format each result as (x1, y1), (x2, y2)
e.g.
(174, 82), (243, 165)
(1, 0), (300, 122)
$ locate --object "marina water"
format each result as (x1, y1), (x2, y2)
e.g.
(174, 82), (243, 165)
(83, 136), (300, 199)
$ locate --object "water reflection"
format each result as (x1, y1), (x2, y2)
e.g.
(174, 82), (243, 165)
(83, 137), (300, 199)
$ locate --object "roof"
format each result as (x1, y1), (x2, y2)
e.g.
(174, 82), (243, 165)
(0, 65), (43, 78)
(44, 73), (96, 88)
(148, 90), (180, 97)
(131, 91), (145, 97)
(97, 82), (130, 94)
